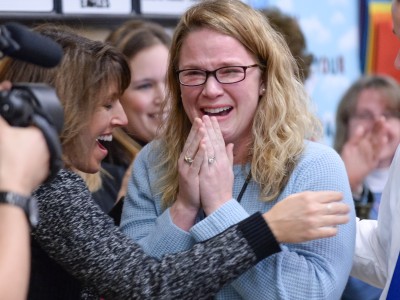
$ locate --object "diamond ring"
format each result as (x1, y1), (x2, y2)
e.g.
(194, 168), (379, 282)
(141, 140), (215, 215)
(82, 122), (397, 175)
(184, 155), (194, 165)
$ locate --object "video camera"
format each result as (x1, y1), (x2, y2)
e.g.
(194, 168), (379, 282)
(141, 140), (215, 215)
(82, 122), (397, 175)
(0, 22), (64, 182)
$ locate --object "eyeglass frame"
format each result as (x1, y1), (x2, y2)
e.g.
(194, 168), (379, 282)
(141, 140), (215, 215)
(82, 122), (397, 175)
(176, 64), (260, 87)
(350, 111), (400, 123)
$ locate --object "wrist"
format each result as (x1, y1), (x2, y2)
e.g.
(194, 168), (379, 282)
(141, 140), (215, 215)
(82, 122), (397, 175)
(348, 174), (365, 195)
(0, 191), (38, 227)
(0, 178), (32, 196)
(170, 200), (199, 231)
(262, 211), (283, 243)
(202, 196), (232, 216)
(351, 184), (364, 200)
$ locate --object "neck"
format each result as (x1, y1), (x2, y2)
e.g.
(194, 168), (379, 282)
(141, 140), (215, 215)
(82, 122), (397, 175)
(232, 139), (251, 164)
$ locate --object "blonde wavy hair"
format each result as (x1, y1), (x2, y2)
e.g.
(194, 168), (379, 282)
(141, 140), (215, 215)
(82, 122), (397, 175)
(0, 24), (131, 173)
(156, 0), (321, 207)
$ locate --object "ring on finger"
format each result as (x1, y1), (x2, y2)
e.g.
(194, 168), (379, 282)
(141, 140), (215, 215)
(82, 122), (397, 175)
(208, 156), (216, 164)
(326, 203), (332, 213)
(184, 155), (194, 165)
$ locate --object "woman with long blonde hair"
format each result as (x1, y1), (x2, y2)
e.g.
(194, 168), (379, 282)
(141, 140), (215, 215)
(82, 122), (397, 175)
(121, 0), (356, 299)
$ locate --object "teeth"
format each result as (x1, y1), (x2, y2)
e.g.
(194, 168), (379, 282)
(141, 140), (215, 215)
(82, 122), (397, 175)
(97, 134), (113, 142)
(203, 106), (231, 114)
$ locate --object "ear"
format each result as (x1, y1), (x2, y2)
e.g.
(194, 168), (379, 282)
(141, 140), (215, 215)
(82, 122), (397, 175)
(259, 83), (266, 96)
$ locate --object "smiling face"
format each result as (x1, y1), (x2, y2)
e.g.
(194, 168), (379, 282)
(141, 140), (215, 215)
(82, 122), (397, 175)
(121, 44), (169, 143)
(349, 88), (400, 166)
(69, 83), (127, 173)
(178, 28), (263, 161)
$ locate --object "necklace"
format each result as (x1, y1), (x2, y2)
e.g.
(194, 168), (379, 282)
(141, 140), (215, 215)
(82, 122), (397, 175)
(237, 172), (252, 203)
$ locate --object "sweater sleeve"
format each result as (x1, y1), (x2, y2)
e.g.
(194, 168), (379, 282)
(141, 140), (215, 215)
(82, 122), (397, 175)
(351, 218), (387, 288)
(120, 145), (196, 258)
(32, 170), (280, 300)
(192, 144), (356, 300)
(351, 146), (400, 290)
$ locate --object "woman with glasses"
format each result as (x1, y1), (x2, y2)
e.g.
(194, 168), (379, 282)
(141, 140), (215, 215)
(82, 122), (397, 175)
(334, 75), (400, 300)
(120, 0), (356, 299)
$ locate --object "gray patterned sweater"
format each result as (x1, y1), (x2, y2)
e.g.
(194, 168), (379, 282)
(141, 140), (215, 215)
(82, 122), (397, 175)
(28, 169), (280, 299)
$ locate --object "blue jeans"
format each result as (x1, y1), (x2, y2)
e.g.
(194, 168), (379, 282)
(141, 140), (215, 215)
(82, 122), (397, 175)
(341, 276), (382, 300)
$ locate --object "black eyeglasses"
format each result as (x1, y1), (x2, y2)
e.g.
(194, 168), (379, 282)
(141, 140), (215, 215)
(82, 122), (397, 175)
(176, 64), (259, 86)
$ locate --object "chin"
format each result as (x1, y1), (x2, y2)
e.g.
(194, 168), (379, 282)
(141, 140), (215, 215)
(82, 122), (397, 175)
(79, 168), (99, 174)
(78, 163), (101, 174)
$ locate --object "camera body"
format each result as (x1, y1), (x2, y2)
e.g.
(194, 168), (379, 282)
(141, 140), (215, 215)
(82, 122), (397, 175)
(0, 83), (64, 181)
(0, 83), (63, 130)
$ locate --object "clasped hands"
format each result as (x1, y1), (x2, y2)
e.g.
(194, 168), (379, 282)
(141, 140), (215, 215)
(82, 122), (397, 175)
(170, 115), (350, 243)
(171, 115), (233, 230)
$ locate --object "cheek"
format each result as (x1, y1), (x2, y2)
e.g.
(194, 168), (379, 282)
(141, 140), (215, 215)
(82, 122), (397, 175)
(67, 135), (91, 170)
(387, 120), (400, 140)
(238, 88), (259, 114)
(181, 90), (198, 121)
(347, 121), (362, 138)
(122, 94), (149, 116)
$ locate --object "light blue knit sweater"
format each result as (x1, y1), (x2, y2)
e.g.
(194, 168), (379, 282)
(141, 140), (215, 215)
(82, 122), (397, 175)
(121, 140), (356, 300)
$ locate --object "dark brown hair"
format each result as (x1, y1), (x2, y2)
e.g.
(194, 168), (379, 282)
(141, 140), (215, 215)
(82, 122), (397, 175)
(261, 8), (313, 82)
(0, 23), (131, 167)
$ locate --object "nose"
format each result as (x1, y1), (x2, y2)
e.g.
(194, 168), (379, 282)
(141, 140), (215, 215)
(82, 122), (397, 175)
(395, 50), (400, 70)
(112, 100), (128, 127)
(154, 81), (166, 105)
(201, 73), (224, 98)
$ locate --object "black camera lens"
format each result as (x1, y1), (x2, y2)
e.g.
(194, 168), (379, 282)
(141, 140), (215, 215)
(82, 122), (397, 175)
(0, 89), (34, 126)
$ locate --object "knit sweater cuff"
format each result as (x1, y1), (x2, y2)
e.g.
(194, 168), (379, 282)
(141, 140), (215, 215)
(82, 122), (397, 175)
(236, 212), (281, 262)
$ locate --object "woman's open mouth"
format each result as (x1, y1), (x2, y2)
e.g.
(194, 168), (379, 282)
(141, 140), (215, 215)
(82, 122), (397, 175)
(202, 106), (232, 117)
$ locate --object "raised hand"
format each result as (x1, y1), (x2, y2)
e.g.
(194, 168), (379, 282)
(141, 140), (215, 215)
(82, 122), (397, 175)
(171, 118), (206, 230)
(199, 116), (234, 216)
(0, 80), (50, 195)
(263, 191), (350, 243)
(0, 116), (49, 195)
(341, 118), (388, 192)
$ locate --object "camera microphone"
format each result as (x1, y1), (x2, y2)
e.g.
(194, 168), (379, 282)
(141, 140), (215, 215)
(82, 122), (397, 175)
(0, 22), (63, 68)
